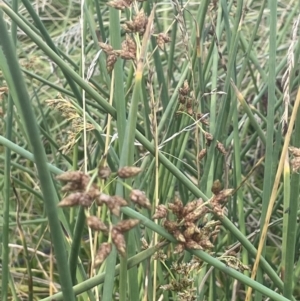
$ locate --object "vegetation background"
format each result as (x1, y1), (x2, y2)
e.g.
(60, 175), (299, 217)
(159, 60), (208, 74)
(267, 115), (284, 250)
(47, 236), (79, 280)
(1, 0), (300, 300)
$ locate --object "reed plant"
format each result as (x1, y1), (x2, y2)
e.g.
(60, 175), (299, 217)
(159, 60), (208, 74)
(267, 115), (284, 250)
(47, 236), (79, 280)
(1, 1), (300, 300)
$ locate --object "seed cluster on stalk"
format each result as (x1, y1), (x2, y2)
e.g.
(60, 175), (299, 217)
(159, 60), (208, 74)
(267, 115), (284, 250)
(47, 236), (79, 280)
(56, 165), (147, 266)
(99, 2), (170, 72)
(177, 80), (227, 158)
(153, 183), (233, 254)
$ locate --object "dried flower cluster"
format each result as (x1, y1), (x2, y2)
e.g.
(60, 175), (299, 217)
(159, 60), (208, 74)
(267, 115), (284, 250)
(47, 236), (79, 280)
(56, 165), (146, 265)
(153, 185), (233, 253)
(289, 146), (300, 173)
(107, 0), (146, 10)
(156, 33), (171, 50)
(178, 80), (194, 115)
(56, 171), (100, 207)
(123, 9), (148, 35)
(88, 216), (140, 266)
(160, 260), (201, 301)
(98, 34), (136, 73)
(46, 95), (94, 154)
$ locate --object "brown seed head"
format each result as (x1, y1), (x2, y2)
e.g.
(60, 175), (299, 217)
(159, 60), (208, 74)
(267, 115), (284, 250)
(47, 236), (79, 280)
(211, 180), (222, 195)
(163, 220), (178, 233)
(58, 192), (81, 207)
(98, 42), (114, 55)
(174, 243), (185, 254)
(107, 0), (131, 10)
(156, 33), (171, 50)
(130, 189), (151, 209)
(111, 228), (126, 256)
(111, 195), (128, 207)
(182, 200), (198, 217)
(133, 9), (148, 34)
(114, 219), (140, 232)
(106, 54), (117, 73)
(152, 204), (168, 219)
(96, 193), (111, 206)
(179, 80), (190, 96)
(211, 189), (233, 205)
(94, 243), (112, 267)
(117, 166), (142, 178)
(98, 166), (111, 179)
(198, 149), (207, 161)
(205, 132), (214, 143)
(183, 223), (200, 239)
(216, 141), (226, 155)
(199, 239), (214, 250)
(173, 230), (186, 243)
(185, 239), (203, 250)
(196, 113), (209, 126)
(87, 216), (109, 233)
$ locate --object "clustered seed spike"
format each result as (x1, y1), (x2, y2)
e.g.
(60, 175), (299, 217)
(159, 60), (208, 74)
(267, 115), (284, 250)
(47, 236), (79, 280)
(160, 195), (229, 253)
(198, 149), (207, 161)
(130, 189), (151, 209)
(98, 166), (111, 179)
(117, 166), (142, 178)
(156, 33), (171, 50)
(114, 219), (140, 232)
(57, 172), (100, 208)
(196, 113), (209, 126)
(107, 0), (132, 10)
(205, 132), (214, 145)
(94, 243), (112, 267)
(123, 9), (148, 35)
(87, 216), (109, 233)
(152, 204), (168, 219)
(216, 141), (226, 155)
(211, 179), (222, 195)
(289, 146), (300, 172)
(111, 228), (126, 257)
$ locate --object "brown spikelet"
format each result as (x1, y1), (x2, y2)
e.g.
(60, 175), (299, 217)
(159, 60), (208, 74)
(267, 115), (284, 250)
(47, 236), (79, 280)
(152, 204), (168, 219)
(205, 132), (214, 145)
(98, 42), (114, 55)
(184, 200), (208, 222)
(117, 166), (142, 178)
(96, 193), (111, 206)
(163, 220), (178, 233)
(183, 223), (200, 239)
(111, 195), (128, 207)
(179, 80), (190, 96)
(199, 239), (214, 249)
(106, 54), (118, 73)
(107, 0), (131, 10)
(174, 243), (185, 254)
(289, 146), (300, 172)
(182, 200), (198, 217)
(57, 192), (81, 207)
(185, 239), (203, 250)
(196, 113), (209, 126)
(216, 141), (226, 155)
(198, 149), (207, 161)
(56, 171), (87, 182)
(98, 166), (111, 179)
(111, 228), (126, 256)
(57, 171), (90, 190)
(211, 180), (222, 195)
(87, 216), (109, 233)
(173, 230), (186, 243)
(156, 33), (171, 50)
(130, 189), (151, 209)
(94, 243), (112, 267)
(114, 219), (140, 232)
(211, 189), (233, 205)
